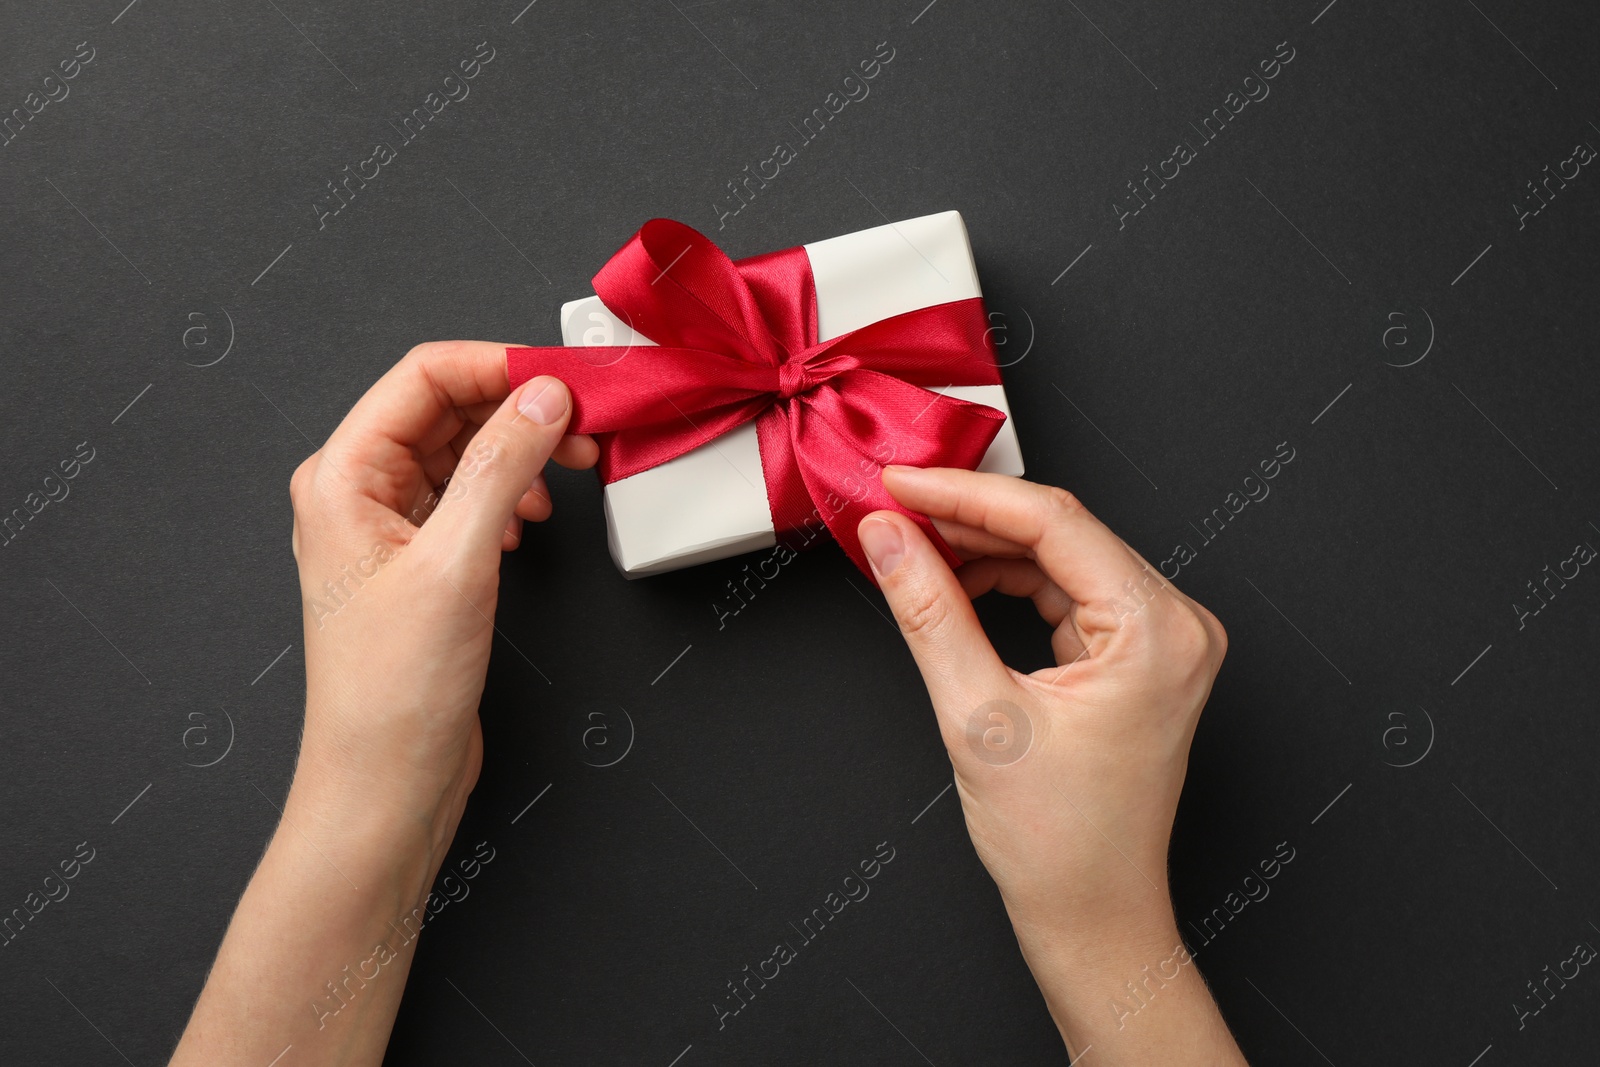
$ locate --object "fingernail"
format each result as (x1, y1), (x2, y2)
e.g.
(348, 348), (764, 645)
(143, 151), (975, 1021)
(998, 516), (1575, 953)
(529, 471), (548, 500)
(881, 463), (928, 485)
(518, 378), (568, 425)
(859, 518), (905, 578)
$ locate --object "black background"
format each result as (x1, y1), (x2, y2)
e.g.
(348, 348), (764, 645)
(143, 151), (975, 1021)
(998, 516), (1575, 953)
(3, 0), (1598, 1063)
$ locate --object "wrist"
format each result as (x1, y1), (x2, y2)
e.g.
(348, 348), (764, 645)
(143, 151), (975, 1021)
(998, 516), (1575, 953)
(1007, 905), (1244, 1064)
(1000, 864), (1177, 965)
(1006, 901), (1186, 1041)
(282, 748), (467, 915)
(169, 765), (460, 1066)
(1007, 897), (1181, 989)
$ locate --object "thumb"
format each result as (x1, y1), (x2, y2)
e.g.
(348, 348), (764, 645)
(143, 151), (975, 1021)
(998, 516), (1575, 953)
(859, 510), (1012, 715)
(422, 375), (572, 558)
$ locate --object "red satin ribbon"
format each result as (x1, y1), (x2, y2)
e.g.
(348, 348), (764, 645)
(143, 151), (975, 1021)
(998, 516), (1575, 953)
(506, 218), (1007, 578)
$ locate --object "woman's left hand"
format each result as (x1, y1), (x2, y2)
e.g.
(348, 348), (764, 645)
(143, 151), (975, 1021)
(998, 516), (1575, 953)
(289, 341), (595, 859)
(172, 341), (595, 1067)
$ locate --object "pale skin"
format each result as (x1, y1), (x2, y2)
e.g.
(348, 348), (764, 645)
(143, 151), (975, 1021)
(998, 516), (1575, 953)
(169, 340), (1247, 1066)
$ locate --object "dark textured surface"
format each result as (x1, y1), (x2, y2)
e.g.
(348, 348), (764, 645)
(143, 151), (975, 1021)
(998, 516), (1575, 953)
(3, 0), (1598, 1063)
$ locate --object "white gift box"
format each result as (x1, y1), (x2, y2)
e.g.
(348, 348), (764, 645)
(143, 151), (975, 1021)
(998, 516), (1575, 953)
(560, 210), (1026, 577)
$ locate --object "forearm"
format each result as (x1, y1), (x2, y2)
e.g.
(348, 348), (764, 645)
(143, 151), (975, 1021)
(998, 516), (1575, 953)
(170, 759), (462, 1066)
(1008, 906), (1248, 1066)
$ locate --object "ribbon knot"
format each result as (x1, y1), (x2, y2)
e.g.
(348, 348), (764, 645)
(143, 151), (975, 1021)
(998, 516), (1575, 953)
(776, 353), (821, 400)
(506, 217), (1008, 579)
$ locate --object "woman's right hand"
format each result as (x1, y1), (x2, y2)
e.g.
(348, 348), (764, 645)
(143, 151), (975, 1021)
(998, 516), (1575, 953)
(857, 465), (1247, 1065)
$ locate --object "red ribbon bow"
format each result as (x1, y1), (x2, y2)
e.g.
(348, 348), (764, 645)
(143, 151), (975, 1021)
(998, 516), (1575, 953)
(506, 218), (1007, 578)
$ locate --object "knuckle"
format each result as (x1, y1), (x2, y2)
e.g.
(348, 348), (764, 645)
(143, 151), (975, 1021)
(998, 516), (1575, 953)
(1168, 606), (1215, 668)
(897, 585), (953, 643)
(1200, 605), (1228, 661)
(403, 340), (478, 390)
(1043, 485), (1086, 518)
(288, 457), (317, 509)
(459, 431), (513, 479)
(402, 339), (452, 366)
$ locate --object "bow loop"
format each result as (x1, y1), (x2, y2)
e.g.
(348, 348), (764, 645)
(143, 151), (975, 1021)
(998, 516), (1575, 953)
(596, 218), (798, 368)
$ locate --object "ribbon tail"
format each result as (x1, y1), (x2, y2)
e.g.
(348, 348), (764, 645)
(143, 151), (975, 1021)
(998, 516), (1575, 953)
(508, 343), (781, 481)
(782, 375), (1006, 581)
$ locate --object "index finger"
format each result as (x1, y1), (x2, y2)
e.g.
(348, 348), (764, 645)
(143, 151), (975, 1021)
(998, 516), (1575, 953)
(881, 465), (1146, 605)
(324, 340), (515, 461)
